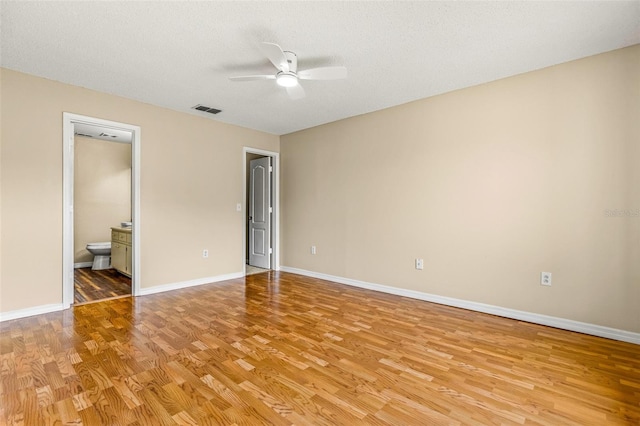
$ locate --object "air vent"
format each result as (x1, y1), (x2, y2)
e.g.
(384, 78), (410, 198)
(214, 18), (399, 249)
(192, 104), (222, 115)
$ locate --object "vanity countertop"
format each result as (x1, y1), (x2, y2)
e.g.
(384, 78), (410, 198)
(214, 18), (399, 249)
(111, 226), (132, 233)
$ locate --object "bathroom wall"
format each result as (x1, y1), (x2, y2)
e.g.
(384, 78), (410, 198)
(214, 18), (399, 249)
(74, 136), (132, 264)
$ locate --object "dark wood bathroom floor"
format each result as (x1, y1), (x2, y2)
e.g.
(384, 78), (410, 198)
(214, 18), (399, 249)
(74, 267), (131, 304)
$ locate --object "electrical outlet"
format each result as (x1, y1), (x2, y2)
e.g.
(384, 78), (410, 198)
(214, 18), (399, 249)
(236, 203), (242, 212)
(415, 258), (424, 270)
(202, 249), (209, 258)
(311, 246), (316, 255)
(541, 272), (552, 286)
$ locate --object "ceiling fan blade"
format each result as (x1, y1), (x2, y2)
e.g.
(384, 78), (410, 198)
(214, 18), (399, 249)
(260, 42), (290, 72)
(298, 66), (347, 80)
(229, 75), (275, 81)
(286, 84), (306, 100)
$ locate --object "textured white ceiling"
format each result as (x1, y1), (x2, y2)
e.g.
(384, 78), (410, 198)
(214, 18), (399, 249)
(1, 1), (639, 135)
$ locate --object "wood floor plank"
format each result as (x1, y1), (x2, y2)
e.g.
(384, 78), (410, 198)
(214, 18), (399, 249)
(1, 271), (639, 425)
(74, 267), (131, 305)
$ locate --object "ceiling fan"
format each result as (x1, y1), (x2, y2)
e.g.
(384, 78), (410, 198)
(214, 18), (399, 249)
(229, 42), (347, 100)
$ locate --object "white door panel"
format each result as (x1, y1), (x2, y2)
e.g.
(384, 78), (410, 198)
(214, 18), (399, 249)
(249, 157), (271, 269)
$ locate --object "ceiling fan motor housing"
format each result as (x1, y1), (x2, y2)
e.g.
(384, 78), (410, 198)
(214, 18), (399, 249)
(283, 51), (297, 72)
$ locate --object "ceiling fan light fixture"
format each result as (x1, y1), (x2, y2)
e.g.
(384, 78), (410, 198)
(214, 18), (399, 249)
(230, 42), (346, 100)
(276, 73), (298, 87)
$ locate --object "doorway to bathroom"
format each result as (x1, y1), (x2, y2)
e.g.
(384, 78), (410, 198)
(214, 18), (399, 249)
(244, 147), (279, 276)
(62, 113), (141, 308)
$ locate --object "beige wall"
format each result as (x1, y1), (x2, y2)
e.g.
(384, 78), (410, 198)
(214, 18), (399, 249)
(74, 136), (131, 264)
(0, 68), (279, 312)
(281, 45), (640, 333)
(2, 46), (638, 333)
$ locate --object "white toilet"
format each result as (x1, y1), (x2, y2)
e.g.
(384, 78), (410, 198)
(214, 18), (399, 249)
(86, 242), (111, 270)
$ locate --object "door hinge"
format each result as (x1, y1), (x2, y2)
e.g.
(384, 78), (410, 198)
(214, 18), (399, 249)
(269, 207), (273, 213)
(269, 166), (273, 173)
(269, 248), (273, 254)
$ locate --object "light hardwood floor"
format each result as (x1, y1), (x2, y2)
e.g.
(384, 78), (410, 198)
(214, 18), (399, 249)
(1, 272), (638, 425)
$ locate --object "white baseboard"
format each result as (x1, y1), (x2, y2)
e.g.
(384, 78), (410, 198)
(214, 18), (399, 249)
(280, 266), (640, 345)
(74, 262), (93, 269)
(138, 272), (245, 296)
(4, 268), (636, 346)
(0, 303), (65, 322)
(1, 272), (244, 322)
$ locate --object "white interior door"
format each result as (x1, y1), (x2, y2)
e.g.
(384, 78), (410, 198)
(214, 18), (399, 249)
(249, 156), (271, 269)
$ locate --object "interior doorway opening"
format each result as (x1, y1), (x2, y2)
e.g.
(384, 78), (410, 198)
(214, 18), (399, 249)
(243, 148), (279, 276)
(74, 126), (132, 304)
(63, 113), (141, 308)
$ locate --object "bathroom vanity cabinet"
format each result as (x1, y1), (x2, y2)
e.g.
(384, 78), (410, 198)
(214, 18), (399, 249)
(111, 227), (132, 277)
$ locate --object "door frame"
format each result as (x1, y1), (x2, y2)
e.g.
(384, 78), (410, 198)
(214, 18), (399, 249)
(62, 113), (141, 308)
(243, 147), (279, 273)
